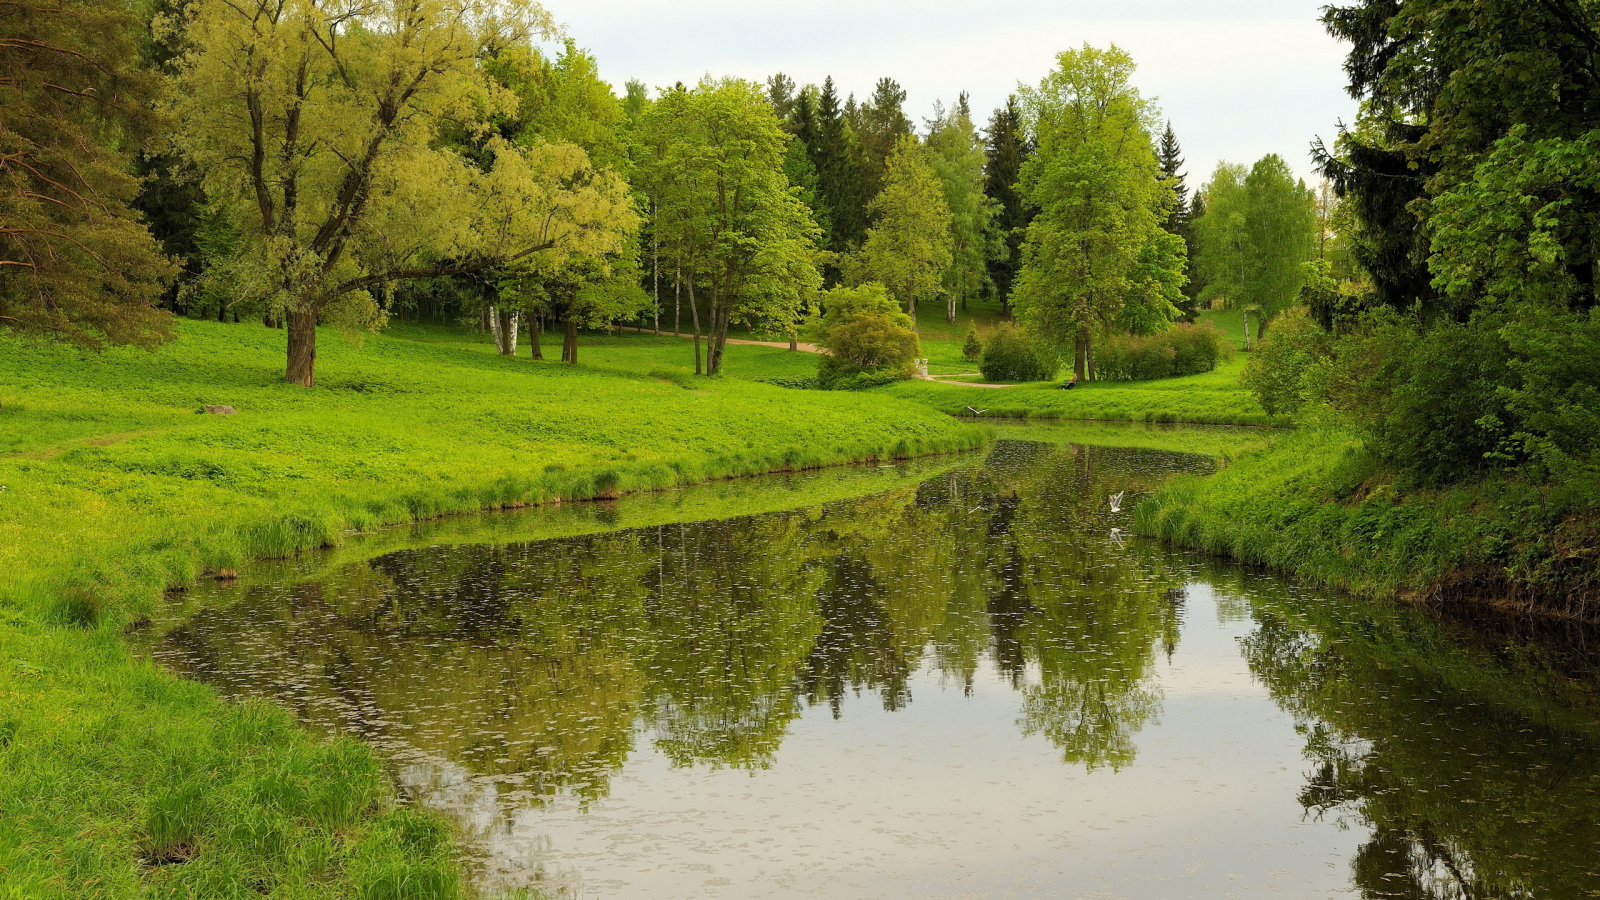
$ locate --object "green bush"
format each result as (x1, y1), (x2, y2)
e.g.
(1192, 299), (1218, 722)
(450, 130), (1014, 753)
(1310, 309), (1600, 485)
(810, 283), (920, 390)
(979, 323), (1058, 382)
(1096, 322), (1233, 382)
(962, 327), (983, 361)
(1241, 308), (1331, 415)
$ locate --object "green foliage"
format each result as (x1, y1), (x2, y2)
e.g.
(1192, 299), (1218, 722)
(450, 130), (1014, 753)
(925, 101), (999, 322)
(1014, 45), (1184, 373)
(962, 327), (983, 361)
(638, 78), (823, 374)
(983, 96), (1032, 310)
(1240, 308), (1331, 415)
(1428, 126), (1600, 314)
(0, 0), (176, 349)
(850, 136), (953, 325)
(980, 323), (1059, 383)
(812, 284), (920, 388)
(1096, 322), (1233, 383)
(1194, 155), (1318, 343)
(1138, 427), (1600, 619)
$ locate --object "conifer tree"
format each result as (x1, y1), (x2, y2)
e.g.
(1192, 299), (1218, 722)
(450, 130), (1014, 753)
(1157, 123), (1189, 232)
(858, 78), (914, 205)
(984, 97), (1032, 316)
(815, 78), (867, 254)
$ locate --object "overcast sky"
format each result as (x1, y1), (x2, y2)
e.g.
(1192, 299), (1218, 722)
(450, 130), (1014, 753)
(547, 0), (1358, 187)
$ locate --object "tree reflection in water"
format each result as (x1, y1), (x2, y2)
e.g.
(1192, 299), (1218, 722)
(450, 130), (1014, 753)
(153, 438), (1600, 897)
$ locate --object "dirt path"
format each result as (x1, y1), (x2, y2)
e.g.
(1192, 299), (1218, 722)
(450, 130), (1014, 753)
(914, 373), (1018, 389)
(660, 331), (823, 353)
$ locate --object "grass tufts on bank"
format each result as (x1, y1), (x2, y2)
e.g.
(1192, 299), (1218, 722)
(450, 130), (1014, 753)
(0, 319), (983, 898)
(1135, 428), (1600, 621)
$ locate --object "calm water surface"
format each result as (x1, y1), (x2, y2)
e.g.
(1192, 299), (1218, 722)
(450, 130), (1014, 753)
(155, 439), (1600, 899)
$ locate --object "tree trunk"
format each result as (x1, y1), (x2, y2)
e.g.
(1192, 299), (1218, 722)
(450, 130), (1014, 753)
(789, 331), (798, 351)
(489, 306), (519, 356)
(652, 231), (661, 336)
(674, 268), (682, 339)
(1087, 335), (1096, 382)
(563, 317), (578, 364)
(286, 309), (318, 387)
(1073, 334), (1086, 383)
(1243, 308), (1252, 352)
(528, 318), (542, 360)
(907, 281), (918, 333)
(688, 278), (702, 376)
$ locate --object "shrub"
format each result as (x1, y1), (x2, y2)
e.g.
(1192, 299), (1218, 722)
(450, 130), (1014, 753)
(810, 283), (919, 390)
(1096, 322), (1233, 382)
(1241, 308), (1332, 415)
(979, 323), (1058, 383)
(962, 327), (983, 361)
(1309, 308), (1600, 485)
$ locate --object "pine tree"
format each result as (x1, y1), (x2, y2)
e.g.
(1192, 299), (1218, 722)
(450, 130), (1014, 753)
(858, 78), (913, 205)
(984, 96), (1032, 315)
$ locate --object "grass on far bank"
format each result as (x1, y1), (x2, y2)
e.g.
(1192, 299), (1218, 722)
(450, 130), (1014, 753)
(875, 357), (1289, 427)
(0, 318), (983, 899)
(1136, 428), (1600, 621)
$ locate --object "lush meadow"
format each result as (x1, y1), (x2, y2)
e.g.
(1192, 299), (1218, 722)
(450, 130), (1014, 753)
(0, 320), (983, 899)
(874, 357), (1285, 426)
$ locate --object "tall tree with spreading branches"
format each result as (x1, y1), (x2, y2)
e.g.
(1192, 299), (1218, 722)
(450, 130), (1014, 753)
(164, 0), (635, 386)
(1014, 45), (1185, 380)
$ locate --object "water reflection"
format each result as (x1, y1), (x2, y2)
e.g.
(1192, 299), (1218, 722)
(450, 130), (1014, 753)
(155, 440), (1600, 898)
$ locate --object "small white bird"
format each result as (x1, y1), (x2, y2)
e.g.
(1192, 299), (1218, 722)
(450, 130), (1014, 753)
(1109, 491), (1126, 513)
(966, 406), (989, 416)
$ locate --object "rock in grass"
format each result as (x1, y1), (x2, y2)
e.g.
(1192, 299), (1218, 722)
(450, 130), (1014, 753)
(200, 405), (237, 415)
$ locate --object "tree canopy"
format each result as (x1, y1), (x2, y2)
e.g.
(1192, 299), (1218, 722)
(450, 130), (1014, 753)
(1013, 44), (1184, 380)
(165, 0), (635, 385)
(0, 0), (176, 349)
(850, 136), (953, 331)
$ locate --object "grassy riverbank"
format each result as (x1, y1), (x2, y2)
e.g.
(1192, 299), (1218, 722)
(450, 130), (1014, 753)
(1136, 429), (1600, 621)
(0, 320), (983, 898)
(874, 357), (1286, 426)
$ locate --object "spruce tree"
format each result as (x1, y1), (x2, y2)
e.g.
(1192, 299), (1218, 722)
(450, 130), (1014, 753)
(815, 78), (867, 253)
(1157, 122), (1189, 232)
(984, 96), (1032, 315)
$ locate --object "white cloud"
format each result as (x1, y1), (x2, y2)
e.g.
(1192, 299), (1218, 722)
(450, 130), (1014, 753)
(546, 0), (1358, 185)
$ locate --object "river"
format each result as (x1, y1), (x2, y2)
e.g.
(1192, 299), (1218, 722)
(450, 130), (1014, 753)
(149, 435), (1600, 899)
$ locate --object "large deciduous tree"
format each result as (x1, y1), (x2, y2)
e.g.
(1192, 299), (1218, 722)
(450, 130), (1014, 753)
(1013, 45), (1184, 380)
(0, 0), (176, 348)
(165, 0), (634, 386)
(639, 78), (822, 375)
(1194, 155), (1317, 348)
(926, 96), (999, 323)
(852, 136), (953, 332)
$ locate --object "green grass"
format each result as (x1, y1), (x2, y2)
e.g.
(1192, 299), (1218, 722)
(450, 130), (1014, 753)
(985, 418), (1282, 459)
(874, 357), (1289, 427)
(1136, 428), (1600, 619)
(0, 319), (984, 898)
(1193, 308), (1250, 348)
